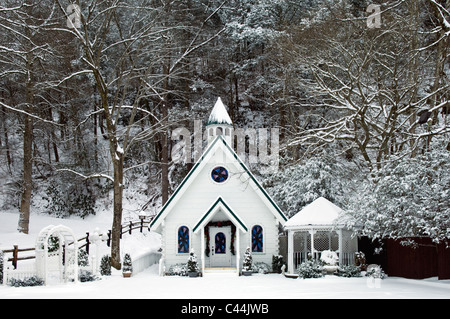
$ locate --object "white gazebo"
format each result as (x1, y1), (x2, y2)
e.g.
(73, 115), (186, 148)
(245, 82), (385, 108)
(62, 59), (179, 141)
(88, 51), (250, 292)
(284, 197), (358, 274)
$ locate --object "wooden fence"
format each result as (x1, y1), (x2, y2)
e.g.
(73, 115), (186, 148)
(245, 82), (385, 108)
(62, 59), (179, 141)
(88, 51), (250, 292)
(1, 217), (153, 269)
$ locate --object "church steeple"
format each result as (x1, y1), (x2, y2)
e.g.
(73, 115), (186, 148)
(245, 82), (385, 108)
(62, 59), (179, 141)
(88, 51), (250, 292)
(206, 97), (233, 146)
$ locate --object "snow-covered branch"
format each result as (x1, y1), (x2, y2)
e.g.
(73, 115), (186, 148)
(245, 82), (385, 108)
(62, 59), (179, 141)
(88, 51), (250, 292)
(56, 168), (114, 183)
(0, 101), (62, 126)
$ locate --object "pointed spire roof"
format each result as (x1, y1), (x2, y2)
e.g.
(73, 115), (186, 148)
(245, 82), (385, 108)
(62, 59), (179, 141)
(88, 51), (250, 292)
(207, 97), (232, 126)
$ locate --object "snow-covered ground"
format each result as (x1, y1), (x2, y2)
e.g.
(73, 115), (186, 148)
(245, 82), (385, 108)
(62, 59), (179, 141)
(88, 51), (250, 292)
(1, 211), (450, 299)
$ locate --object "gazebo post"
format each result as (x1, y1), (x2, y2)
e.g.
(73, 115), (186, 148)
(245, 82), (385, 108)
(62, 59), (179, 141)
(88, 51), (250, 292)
(288, 230), (294, 274)
(328, 232), (332, 250)
(309, 229), (316, 260)
(338, 228), (343, 265)
(303, 232), (308, 262)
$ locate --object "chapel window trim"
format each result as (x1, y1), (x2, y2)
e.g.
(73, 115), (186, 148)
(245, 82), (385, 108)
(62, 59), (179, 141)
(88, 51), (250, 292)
(177, 226), (190, 254)
(251, 225), (264, 253)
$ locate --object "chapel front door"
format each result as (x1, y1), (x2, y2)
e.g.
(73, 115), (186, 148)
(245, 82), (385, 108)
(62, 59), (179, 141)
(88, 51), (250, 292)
(209, 226), (232, 267)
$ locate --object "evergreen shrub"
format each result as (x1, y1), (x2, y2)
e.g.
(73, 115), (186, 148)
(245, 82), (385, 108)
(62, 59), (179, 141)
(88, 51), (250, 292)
(8, 276), (44, 287)
(272, 255), (284, 273)
(336, 265), (362, 277)
(100, 255), (111, 276)
(296, 259), (323, 278)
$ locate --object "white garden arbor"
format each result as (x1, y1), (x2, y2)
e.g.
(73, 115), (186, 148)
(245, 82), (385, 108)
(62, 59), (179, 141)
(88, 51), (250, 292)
(284, 197), (358, 274)
(35, 225), (78, 285)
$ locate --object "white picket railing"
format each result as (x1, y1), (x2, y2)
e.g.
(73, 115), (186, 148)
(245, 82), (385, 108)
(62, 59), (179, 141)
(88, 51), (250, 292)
(131, 251), (162, 275)
(3, 261), (37, 285)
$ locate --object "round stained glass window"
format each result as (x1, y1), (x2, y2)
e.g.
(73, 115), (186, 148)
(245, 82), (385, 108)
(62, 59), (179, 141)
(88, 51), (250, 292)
(211, 166), (228, 183)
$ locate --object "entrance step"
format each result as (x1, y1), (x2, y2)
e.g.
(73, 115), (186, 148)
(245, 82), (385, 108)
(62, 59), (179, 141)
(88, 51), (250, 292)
(203, 267), (238, 275)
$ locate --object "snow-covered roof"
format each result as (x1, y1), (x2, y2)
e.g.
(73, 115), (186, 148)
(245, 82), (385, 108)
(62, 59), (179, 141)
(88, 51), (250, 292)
(207, 97), (232, 126)
(284, 197), (344, 229)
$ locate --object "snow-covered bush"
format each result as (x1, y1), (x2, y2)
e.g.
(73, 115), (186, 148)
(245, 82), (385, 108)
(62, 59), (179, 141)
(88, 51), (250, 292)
(320, 250), (338, 266)
(78, 249), (89, 267)
(253, 262), (271, 274)
(354, 251), (367, 270)
(272, 255), (284, 273)
(100, 255), (111, 276)
(296, 259), (323, 278)
(336, 265), (362, 277)
(47, 235), (60, 253)
(79, 269), (98, 282)
(243, 247), (253, 271)
(122, 253), (133, 274)
(8, 276), (44, 287)
(366, 265), (386, 279)
(187, 249), (199, 273)
(167, 263), (188, 276)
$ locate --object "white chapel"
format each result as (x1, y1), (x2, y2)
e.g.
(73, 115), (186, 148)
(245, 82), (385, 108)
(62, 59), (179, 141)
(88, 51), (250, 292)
(149, 97), (287, 275)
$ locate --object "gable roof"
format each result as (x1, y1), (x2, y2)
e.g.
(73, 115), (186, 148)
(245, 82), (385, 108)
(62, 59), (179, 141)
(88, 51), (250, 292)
(193, 197), (248, 234)
(149, 135), (287, 231)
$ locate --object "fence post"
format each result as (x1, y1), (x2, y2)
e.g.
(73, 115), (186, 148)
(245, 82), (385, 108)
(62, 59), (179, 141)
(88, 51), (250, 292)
(85, 232), (90, 255)
(107, 230), (111, 247)
(129, 221), (133, 235)
(12, 245), (18, 269)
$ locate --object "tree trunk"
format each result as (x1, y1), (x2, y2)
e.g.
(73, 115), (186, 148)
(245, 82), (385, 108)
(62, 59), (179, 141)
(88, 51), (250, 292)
(160, 58), (170, 206)
(18, 27), (34, 234)
(110, 152), (124, 270)
(18, 107), (33, 233)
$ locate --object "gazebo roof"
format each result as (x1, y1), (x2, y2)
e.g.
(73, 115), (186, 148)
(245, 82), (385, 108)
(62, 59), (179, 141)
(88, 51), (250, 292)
(284, 197), (344, 230)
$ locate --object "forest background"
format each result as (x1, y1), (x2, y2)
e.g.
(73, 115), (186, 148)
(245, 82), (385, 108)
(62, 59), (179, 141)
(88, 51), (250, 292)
(0, 0), (448, 268)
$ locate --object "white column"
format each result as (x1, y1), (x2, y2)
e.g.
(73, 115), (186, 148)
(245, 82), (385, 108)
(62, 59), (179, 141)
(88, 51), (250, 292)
(288, 230), (294, 274)
(236, 228), (240, 276)
(201, 227), (205, 274)
(309, 229), (316, 260)
(303, 232), (308, 262)
(338, 228), (343, 265)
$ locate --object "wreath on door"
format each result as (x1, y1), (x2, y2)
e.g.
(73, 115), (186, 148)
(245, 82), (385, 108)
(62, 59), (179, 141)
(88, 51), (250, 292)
(204, 221), (236, 257)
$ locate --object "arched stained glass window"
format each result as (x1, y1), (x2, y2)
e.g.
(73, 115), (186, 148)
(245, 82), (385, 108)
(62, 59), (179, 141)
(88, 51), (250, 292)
(215, 232), (226, 254)
(178, 226), (189, 253)
(251, 225), (263, 253)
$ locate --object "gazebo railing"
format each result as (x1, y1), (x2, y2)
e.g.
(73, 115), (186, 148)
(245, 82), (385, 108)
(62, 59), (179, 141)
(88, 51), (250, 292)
(340, 252), (355, 266)
(293, 251), (355, 268)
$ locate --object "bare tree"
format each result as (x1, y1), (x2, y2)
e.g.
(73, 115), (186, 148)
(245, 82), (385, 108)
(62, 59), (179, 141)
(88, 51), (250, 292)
(0, 0), (63, 233)
(286, 1), (449, 169)
(54, 0), (225, 269)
